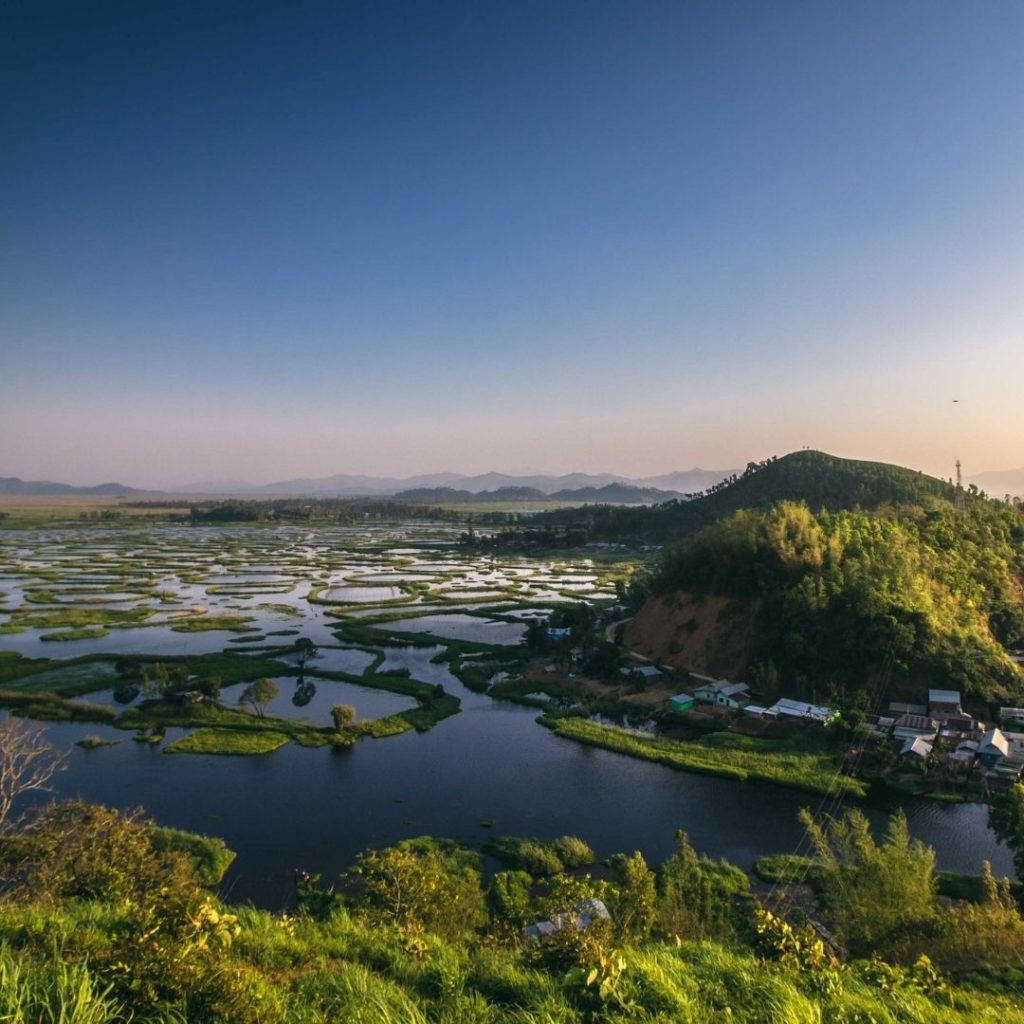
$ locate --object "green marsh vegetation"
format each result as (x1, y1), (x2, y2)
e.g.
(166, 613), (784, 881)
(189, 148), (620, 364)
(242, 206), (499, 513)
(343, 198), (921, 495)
(541, 716), (868, 797)
(164, 728), (290, 755)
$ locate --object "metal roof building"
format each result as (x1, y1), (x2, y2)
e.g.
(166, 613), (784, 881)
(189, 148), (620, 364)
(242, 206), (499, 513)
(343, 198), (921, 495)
(768, 698), (838, 725)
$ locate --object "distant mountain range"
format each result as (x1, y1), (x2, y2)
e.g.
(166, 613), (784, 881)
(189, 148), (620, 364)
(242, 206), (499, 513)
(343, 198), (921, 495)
(18, 461), (1017, 502)
(183, 467), (734, 497)
(393, 483), (684, 505)
(0, 477), (154, 497)
(970, 468), (1024, 499)
(0, 468), (735, 499)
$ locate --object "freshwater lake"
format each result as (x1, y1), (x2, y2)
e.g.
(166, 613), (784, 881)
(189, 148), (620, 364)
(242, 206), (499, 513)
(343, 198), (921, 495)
(0, 523), (1015, 908)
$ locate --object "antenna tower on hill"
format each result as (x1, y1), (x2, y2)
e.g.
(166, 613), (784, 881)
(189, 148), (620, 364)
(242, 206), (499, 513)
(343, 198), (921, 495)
(955, 459), (965, 513)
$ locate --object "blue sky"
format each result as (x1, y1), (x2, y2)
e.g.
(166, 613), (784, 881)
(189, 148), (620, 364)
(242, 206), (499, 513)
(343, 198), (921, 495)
(3, 1), (1023, 486)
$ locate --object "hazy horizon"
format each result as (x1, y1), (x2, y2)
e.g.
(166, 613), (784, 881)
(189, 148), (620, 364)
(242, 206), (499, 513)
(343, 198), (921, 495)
(4, 1), (1023, 487)
(2, 446), (1021, 494)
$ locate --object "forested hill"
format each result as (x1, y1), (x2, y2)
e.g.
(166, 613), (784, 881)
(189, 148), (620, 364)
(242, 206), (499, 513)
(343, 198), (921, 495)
(533, 451), (963, 543)
(640, 498), (1024, 706)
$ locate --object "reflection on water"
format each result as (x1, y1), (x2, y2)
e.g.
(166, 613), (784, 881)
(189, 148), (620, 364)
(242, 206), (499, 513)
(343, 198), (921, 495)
(2, 523), (1017, 911)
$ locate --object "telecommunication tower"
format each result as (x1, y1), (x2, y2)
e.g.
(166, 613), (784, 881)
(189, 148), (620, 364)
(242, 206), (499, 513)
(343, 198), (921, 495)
(955, 459), (965, 513)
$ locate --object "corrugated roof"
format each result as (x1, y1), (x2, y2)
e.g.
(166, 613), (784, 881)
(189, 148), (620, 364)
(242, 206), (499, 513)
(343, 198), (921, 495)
(769, 698), (836, 722)
(929, 689), (961, 705)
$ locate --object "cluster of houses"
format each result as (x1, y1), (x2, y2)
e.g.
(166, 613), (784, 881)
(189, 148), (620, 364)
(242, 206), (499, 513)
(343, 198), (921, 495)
(865, 689), (1024, 783)
(667, 678), (839, 726)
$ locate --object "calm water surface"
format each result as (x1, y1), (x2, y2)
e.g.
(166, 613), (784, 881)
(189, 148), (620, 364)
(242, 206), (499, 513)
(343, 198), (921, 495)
(44, 674), (1015, 910)
(3, 525), (1015, 909)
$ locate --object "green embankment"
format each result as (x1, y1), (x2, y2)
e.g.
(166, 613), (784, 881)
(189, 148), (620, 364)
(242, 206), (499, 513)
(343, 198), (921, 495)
(542, 716), (866, 797)
(39, 627), (109, 641)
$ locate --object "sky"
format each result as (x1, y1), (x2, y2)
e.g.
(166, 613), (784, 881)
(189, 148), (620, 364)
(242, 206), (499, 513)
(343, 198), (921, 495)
(2, 0), (1023, 487)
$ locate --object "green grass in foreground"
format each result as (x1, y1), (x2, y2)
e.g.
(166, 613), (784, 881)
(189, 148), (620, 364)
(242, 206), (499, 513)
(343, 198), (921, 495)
(164, 728), (289, 755)
(3, 900), (1023, 1024)
(542, 717), (867, 797)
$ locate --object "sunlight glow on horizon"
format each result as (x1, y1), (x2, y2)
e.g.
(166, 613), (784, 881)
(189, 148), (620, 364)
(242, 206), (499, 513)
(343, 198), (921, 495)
(3, 1), (1023, 487)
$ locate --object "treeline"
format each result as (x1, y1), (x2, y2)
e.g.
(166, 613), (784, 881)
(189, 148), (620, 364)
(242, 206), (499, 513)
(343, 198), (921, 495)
(648, 498), (1024, 705)
(186, 498), (466, 524)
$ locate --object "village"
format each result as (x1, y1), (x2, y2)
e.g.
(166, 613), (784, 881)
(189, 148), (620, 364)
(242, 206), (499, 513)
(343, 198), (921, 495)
(524, 614), (1024, 799)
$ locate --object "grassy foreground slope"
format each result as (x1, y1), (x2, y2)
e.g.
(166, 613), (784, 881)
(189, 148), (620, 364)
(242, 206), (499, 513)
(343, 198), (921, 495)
(4, 794), (1024, 1024)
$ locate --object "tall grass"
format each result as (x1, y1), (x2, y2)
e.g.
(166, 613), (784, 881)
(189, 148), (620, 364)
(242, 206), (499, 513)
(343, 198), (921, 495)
(0, 951), (124, 1024)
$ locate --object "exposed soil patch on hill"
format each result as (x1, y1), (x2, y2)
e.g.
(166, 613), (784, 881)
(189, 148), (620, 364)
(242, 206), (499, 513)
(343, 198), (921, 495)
(624, 592), (758, 679)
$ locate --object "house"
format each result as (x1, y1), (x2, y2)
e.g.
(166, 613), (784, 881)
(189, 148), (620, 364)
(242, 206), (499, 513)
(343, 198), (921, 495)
(742, 704), (774, 718)
(899, 736), (933, 760)
(767, 698), (839, 726)
(928, 689), (962, 719)
(978, 728), (1010, 767)
(864, 714), (895, 737)
(984, 731), (1024, 782)
(522, 898), (611, 943)
(668, 693), (695, 713)
(1000, 708), (1024, 730)
(619, 664), (663, 682)
(635, 665), (663, 680)
(947, 740), (979, 764)
(937, 714), (981, 742)
(892, 714), (939, 742)
(1005, 731), (1024, 761)
(889, 701), (928, 717)
(693, 680), (750, 709)
(546, 627), (571, 642)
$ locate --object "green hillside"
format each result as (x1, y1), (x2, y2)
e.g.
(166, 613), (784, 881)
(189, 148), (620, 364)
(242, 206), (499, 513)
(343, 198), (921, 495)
(534, 451), (964, 543)
(646, 498), (1024, 705)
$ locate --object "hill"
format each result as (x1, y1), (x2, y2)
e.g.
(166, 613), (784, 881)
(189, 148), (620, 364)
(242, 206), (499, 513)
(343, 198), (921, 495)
(178, 467), (735, 497)
(972, 467), (1024, 500)
(549, 483), (681, 503)
(394, 485), (549, 503)
(533, 451), (963, 543)
(0, 476), (153, 497)
(630, 497), (1024, 706)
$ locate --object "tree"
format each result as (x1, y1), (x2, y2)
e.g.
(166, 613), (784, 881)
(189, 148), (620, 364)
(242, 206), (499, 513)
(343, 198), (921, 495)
(655, 830), (748, 939)
(0, 714), (68, 833)
(197, 675), (222, 700)
(799, 807), (936, 956)
(489, 869), (533, 932)
(331, 704), (356, 732)
(351, 841), (485, 940)
(989, 783), (1024, 880)
(237, 678), (278, 719)
(294, 638), (317, 668)
(608, 851), (656, 942)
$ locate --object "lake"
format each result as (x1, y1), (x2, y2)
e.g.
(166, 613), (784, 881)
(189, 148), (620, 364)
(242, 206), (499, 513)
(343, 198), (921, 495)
(1, 522), (1016, 909)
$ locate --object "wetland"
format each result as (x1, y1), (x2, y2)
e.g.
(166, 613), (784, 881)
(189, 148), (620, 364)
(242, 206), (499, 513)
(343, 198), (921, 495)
(0, 519), (1015, 907)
